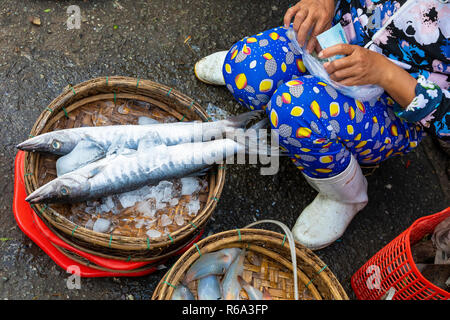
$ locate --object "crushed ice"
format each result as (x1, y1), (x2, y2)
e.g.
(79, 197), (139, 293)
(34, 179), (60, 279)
(78, 177), (205, 235)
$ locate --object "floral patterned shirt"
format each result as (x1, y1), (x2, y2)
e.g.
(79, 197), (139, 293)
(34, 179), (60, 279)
(333, 0), (449, 139)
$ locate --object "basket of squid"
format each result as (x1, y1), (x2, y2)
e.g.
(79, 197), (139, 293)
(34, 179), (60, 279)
(152, 220), (349, 300)
(19, 76), (261, 261)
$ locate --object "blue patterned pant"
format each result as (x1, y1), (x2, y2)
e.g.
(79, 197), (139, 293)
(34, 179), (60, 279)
(223, 26), (423, 178)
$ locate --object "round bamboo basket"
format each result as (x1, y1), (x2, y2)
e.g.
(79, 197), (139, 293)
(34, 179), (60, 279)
(52, 243), (164, 274)
(24, 76), (226, 261)
(152, 227), (348, 300)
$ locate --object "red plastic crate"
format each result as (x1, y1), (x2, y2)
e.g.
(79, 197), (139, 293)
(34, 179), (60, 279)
(351, 207), (450, 300)
(13, 150), (204, 277)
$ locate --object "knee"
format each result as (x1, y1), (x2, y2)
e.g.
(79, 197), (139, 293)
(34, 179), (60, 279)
(267, 75), (325, 129)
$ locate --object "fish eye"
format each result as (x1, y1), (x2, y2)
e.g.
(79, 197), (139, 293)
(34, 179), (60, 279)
(52, 140), (61, 150)
(60, 186), (70, 195)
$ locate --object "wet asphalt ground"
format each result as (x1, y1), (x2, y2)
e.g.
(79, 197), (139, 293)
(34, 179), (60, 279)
(0, 0), (448, 300)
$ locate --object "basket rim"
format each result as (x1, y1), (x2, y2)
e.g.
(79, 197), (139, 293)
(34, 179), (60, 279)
(152, 228), (349, 300)
(24, 76), (226, 252)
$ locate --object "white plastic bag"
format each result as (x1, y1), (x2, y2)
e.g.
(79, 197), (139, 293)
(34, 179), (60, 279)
(287, 27), (384, 103)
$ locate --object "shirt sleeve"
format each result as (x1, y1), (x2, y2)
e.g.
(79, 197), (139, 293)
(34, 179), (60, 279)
(394, 75), (450, 141)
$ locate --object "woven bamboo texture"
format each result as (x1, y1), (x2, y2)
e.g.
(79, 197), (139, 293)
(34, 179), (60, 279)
(152, 229), (349, 300)
(24, 76), (225, 261)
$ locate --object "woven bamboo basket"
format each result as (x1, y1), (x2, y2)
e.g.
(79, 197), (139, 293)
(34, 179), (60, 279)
(152, 222), (349, 300)
(52, 243), (163, 274)
(23, 76), (226, 261)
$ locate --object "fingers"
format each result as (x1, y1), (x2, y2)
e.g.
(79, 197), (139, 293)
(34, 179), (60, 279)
(297, 14), (316, 47)
(283, 3), (302, 28)
(311, 16), (329, 39)
(319, 44), (355, 59)
(338, 77), (362, 86)
(292, 9), (308, 32)
(329, 67), (359, 82)
(323, 56), (354, 74)
(306, 37), (319, 54)
(314, 38), (323, 54)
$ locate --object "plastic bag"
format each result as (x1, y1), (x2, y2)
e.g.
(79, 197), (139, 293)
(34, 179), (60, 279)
(287, 27), (384, 103)
(432, 216), (450, 265)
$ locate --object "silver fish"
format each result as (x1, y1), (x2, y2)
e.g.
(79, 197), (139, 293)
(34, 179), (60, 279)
(171, 284), (195, 300)
(222, 250), (245, 300)
(238, 276), (263, 300)
(184, 248), (242, 284)
(25, 131), (256, 204)
(17, 110), (264, 155)
(56, 139), (106, 176)
(197, 275), (222, 300)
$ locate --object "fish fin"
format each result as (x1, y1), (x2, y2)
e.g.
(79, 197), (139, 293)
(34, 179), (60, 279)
(225, 110), (265, 128)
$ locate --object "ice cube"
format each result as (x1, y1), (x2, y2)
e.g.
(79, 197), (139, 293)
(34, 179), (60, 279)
(148, 181), (173, 204)
(104, 196), (115, 210)
(146, 229), (162, 239)
(85, 219), (94, 229)
(158, 181), (173, 202)
(156, 201), (167, 210)
(96, 196), (115, 213)
(186, 198), (201, 216)
(180, 177), (200, 196)
(97, 204), (109, 213)
(84, 206), (96, 215)
(118, 189), (142, 208)
(160, 214), (172, 227)
(138, 185), (153, 199)
(169, 198), (179, 206)
(138, 116), (160, 125)
(93, 218), (111, 233)
(174, 214), (185, 226)
(136, 201), (156, 218)
(110, 205), (120, 215)
(135, 219), (145, 229)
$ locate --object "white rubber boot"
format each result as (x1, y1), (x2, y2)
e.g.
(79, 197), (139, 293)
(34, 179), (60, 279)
(292, 155), (368, 250)
(194, 51), (228, 85)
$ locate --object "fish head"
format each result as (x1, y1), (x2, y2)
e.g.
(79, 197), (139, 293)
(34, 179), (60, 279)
(17, 130), (79, 155)
(25, 174), (90, 204)
(222, 248), (242, 264)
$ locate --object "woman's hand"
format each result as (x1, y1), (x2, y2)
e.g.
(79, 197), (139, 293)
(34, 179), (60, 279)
(320, 44), (417, 107)
(320, 44), (388, 86)
(284, 0), (335, 53)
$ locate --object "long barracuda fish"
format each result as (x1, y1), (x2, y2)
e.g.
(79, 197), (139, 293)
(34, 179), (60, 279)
(17, 110), (264, 155)
(24, 119), (267, 204)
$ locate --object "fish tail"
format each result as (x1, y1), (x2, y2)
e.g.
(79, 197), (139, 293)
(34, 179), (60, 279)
(247, 118), (269, 131)
(225, 110), (265, 129)
(228, 119), (270, 156)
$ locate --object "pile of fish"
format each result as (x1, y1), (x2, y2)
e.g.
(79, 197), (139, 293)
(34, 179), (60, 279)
(17, 110), (266, 204)
(172, 248), (272, 300)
